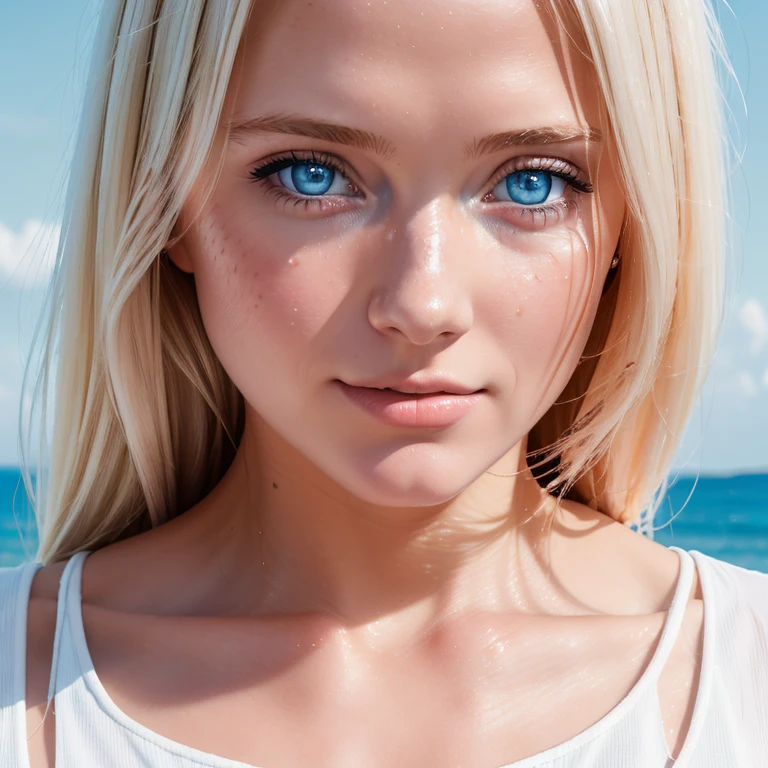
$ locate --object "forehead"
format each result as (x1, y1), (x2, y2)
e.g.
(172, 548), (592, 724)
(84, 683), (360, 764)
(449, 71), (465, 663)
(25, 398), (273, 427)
(229, 0), (601, 145)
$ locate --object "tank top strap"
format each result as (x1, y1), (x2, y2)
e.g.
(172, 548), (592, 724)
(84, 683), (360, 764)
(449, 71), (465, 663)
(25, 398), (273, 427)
(47, 551), (90, 703)
(641, 546), (696, 685)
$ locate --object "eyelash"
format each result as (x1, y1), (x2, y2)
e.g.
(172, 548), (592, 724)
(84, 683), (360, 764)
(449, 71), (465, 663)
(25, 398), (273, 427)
(247, 149), (593, 220)
(248, 150), (359, 213)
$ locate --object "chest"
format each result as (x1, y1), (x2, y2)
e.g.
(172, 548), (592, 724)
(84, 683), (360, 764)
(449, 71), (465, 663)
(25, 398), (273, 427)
(35, 604), (704, 768)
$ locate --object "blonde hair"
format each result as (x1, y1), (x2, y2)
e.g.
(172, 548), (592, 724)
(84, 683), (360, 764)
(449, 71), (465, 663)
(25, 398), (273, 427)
(20, 0), (730, 563)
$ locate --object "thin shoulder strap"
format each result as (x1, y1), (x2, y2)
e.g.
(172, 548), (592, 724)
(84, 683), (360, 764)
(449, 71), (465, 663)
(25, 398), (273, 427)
(7, 561), (42, 707)
(26, 552), (88, 743)
(46, 552), (89, 704)
(644, 546), (695, 682)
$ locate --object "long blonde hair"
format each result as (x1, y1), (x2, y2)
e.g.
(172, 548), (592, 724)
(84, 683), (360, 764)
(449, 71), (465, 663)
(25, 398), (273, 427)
(20, 0), (730, 563)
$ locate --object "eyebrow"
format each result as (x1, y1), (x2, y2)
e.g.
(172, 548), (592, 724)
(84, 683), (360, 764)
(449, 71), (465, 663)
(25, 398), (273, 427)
(229, 114), (397, 159)
(227, 113), (602, 160)
(465, 126), (603, 158)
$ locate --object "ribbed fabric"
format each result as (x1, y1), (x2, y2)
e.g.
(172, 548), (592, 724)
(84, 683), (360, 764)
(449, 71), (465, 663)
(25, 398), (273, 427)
(1, 545), (767, 767)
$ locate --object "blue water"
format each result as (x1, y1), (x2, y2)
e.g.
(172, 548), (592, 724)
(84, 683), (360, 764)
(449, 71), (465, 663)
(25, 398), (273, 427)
(1, 467), (767, 572)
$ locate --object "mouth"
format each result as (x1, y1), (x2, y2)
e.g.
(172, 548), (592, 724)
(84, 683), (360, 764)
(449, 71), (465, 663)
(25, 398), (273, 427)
(373, 387), (458, 396)
(334, 380), (485, 428)
(338, 377), (482, 396)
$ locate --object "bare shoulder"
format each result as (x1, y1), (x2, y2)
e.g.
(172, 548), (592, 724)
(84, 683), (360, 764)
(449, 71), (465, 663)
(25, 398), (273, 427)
(552, 499), (703, 611)
(25, 559), (69, 768)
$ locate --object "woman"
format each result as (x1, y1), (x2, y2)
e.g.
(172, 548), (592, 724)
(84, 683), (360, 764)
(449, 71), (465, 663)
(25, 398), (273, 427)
(1, 0), (766, 765)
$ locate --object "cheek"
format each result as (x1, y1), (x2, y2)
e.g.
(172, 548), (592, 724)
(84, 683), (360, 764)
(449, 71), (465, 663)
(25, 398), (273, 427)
(479, 226), (601, 412)
(187, 203), (348, 395)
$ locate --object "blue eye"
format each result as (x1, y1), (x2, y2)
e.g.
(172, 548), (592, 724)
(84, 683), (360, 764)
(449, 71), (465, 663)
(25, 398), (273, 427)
(276, 161), (352, 197)
(493, 170), (566, 206)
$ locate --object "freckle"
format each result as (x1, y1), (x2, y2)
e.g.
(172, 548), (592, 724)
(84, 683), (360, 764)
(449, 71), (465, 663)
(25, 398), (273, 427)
(258, 293), (262, 299)
(233, 263), (238, 275)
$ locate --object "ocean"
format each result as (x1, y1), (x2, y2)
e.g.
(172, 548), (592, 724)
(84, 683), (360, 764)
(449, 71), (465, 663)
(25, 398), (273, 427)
(1, 467), (767, 572)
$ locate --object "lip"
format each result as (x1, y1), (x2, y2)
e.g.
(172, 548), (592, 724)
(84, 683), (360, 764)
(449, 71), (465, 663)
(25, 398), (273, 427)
(344, 375), (480, 396)
(335, 379), (485, 428)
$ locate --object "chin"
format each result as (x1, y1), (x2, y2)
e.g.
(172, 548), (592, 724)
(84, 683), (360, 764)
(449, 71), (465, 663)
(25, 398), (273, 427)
(322, 445), (483, 508)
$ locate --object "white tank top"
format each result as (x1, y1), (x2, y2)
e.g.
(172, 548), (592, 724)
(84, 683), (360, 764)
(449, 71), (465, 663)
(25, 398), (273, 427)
(1, 545), (768, 767)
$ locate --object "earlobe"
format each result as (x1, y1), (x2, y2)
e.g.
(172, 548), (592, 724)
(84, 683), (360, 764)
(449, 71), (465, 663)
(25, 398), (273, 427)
(164, 239), (194, 274)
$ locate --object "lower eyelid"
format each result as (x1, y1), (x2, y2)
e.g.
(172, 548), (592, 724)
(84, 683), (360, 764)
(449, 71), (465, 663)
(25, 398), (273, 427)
(261, 182), (365, 215)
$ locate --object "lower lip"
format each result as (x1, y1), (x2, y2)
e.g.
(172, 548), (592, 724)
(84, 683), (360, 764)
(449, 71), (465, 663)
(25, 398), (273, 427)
(335, 381), (484, 428)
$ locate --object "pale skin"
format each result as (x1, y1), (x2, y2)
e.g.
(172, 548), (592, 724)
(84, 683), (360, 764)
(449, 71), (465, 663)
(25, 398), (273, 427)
(25, 1), (704, 766)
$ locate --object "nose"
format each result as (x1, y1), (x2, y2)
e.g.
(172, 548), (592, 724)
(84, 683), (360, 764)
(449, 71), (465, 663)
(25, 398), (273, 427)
(367, 197), (474, 346)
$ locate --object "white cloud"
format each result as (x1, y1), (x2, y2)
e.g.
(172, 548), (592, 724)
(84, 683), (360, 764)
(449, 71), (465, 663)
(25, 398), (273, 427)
(739, 299), (768, 355)
(763, 369), (768, 389)
(736, 371), (759, 398)
(0, 219), (60, 288)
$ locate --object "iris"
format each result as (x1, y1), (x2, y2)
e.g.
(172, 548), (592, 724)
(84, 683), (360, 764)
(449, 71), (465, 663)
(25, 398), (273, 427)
(505, 170), (553, 205)
(285, 162), (334, 195)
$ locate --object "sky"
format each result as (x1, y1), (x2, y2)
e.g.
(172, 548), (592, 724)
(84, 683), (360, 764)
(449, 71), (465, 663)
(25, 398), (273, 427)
(0, 0), (766, 472)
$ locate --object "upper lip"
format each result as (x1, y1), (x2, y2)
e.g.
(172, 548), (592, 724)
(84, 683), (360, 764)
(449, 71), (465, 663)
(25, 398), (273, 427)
(340, 376), (482, 395)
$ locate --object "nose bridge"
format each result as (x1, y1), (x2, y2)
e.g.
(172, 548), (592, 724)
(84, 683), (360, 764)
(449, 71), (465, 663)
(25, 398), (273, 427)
(368, 196), (474, 345)
(410, 197), (448, 281)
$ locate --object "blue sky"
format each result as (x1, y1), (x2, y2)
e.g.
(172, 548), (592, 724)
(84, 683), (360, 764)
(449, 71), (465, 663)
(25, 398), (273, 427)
(0, 0), (766, 472)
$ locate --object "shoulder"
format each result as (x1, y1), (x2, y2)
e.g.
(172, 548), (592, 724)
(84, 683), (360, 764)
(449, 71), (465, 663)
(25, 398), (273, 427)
(688, 550), (768, 648)
(0, 559), (69, 768)
(25, 560), (68, 705)
(690, 550), (768, 684)
(0, 560), (61, 767)
(26, 560), (70, 768)
(686, 551), (768, 755)
(690, 549), (768, 615)
(0, 560), (45, 699)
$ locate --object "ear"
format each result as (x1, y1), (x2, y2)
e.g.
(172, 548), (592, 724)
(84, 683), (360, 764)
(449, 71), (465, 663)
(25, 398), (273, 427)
(165, 238), (194, 274)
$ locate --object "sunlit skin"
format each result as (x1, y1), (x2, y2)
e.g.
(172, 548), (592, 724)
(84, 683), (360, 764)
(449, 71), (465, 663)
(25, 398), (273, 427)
(25, 1), (705, 766)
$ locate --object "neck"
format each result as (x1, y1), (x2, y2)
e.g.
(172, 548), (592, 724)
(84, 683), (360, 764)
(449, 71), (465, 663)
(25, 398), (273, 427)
(191, 409), (561, 646)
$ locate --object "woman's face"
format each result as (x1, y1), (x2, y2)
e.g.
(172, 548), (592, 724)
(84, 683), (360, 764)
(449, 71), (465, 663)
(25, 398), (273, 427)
(172, 0), (625, 506)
